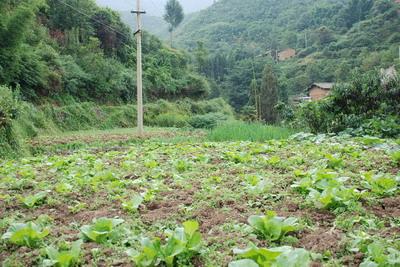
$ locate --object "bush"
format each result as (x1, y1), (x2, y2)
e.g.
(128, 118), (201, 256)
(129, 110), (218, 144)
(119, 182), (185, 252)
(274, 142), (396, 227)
(189, 112), (228, 129)
(0, 85), (24, 157)
(0, 85), (20, 128)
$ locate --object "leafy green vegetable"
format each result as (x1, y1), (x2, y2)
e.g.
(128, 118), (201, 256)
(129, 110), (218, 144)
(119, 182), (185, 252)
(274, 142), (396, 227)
(325, 154), (344, 169)
(391, 150), (400, 165)
(80, 217), (124, 244)
(20, 191), (47, 208)
(1, 222), (49, 248)
(231, 245), (311, 267)
(362, 172), (398, 196)
(130, 220), (202, 267)
(122, 194), (144, 212)
(248, 211), (300, 241)
(307, 187), (359, 210)
(228, 259), (259, 267)
(360, 242), (400, 267)
(175, 160), (191, 172)
(43, 240), (83, 267)
(244, 175), (271, 193)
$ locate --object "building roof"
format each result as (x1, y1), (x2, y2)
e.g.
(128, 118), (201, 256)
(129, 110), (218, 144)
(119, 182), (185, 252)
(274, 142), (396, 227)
(308, 83), (334, 91)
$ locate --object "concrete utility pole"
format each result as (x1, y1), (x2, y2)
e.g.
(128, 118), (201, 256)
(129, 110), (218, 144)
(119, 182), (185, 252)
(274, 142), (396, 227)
(132, 0), (145, 136)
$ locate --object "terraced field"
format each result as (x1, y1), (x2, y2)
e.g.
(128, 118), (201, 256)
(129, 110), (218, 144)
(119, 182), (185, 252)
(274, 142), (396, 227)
(1, 133), (399, 266)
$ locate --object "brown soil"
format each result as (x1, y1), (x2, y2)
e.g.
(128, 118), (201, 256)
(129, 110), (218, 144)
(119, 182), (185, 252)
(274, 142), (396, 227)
(278, 201), (336, 226)
(298, 227), (344, 254)
(71, 207), (124, 224)
(141, 188), (195, 223)
(342, 252), (365, 267)
(194, 205), (248, 233)
(369, 196), (400, 218)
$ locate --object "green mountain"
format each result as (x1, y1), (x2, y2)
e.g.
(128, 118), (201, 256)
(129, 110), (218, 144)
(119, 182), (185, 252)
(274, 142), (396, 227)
(176, 0), (400, 109)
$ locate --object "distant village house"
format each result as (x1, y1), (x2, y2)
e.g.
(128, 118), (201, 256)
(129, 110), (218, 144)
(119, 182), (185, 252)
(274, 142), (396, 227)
(307, 83), (334, 101)
(278, 48), (296, 61)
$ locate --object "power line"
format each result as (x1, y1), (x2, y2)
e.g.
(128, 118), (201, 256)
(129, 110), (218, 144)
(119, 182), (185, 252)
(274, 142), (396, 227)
(148, 0), (162, 15)
(55, 0), (133, 41)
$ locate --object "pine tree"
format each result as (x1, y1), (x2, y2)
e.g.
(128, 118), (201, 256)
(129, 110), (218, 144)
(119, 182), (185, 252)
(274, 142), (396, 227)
(260, 65), (278, 123)
(163, 0), (184, 47)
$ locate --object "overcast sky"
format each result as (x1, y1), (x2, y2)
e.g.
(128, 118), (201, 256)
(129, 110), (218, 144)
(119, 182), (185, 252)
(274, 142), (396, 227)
(96, 0), (214, 16)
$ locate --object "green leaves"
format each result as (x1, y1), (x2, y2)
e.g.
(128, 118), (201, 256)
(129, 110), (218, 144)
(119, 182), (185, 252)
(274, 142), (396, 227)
(122, 194), (144, 212)
(130, 220), (202, 267)
(20, 191), (47, 208)
(2, 222), (49, 248)
(325, 154), (344, 169)
(80, 217), (124, 244)
(362, 172), (398, 196)
(230, 245), (311, 267)
(229, 259), (259, 267)
(390, 150), (400, 165)
(248, 211), (300, 241)
(43, 240), (83, 267)
(292, 168), (361, 210)
(360, 241), (400, 267)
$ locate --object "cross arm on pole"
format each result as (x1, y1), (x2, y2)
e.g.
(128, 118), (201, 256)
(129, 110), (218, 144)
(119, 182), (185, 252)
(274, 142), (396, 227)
(131, 10), (146, 14)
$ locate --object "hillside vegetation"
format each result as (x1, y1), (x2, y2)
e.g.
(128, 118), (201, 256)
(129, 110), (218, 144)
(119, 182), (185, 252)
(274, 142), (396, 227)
(176, 0), (400, 109)
(0, 0), (210, 103)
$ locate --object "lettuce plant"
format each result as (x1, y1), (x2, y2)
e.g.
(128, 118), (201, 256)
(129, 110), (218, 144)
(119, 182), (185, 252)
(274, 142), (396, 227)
(43, 240), (83, 267)
(20, 191), (47, 208)
(362, 172), (398, 196)
(80, 217), (124, 244)
(122, 194), (144, 212)
(1, 222), (50, 248)
(360, 242), (400, 267)
(229, 245), (311, 267)
(130, 220), (202, 267)
(391, 150), (400, 165)
(248, 211), (299, 241)
(307, 187), (360, 210)
(325, 154), (344, 169)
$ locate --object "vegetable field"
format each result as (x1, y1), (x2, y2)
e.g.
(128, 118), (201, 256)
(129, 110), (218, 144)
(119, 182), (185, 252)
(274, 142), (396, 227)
(1, 133), (399, 266)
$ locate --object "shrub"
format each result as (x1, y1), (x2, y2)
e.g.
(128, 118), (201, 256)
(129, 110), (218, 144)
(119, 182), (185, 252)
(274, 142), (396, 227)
(0, 85), (25, 157)
(0, 85), (20, 128)
(189, 112), (228, 129)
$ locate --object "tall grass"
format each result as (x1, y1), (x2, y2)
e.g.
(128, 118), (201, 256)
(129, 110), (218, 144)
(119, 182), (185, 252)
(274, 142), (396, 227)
(207, 121), (297, 142)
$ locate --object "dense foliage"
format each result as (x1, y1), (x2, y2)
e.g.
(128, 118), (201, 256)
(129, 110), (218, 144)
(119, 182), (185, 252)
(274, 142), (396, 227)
(286, 71), (400, 137)
(0, 0), (209, 103)
(176, 0), (400, 111)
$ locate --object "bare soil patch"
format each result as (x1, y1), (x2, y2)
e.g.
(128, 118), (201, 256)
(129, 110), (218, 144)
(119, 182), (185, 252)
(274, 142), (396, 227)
(298, 227), (344, 254)
(369, 196), (400, 218)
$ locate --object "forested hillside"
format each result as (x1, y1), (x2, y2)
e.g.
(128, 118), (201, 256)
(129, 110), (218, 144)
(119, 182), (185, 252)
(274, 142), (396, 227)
(0, 0), (209, 103)
(176, 0), (400, 110)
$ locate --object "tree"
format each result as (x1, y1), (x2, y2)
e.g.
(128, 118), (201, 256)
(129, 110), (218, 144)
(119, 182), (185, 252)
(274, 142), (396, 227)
(194, 41), (209, 74)
(260, 65), (278, 123)
(163, 0), (184, 47)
